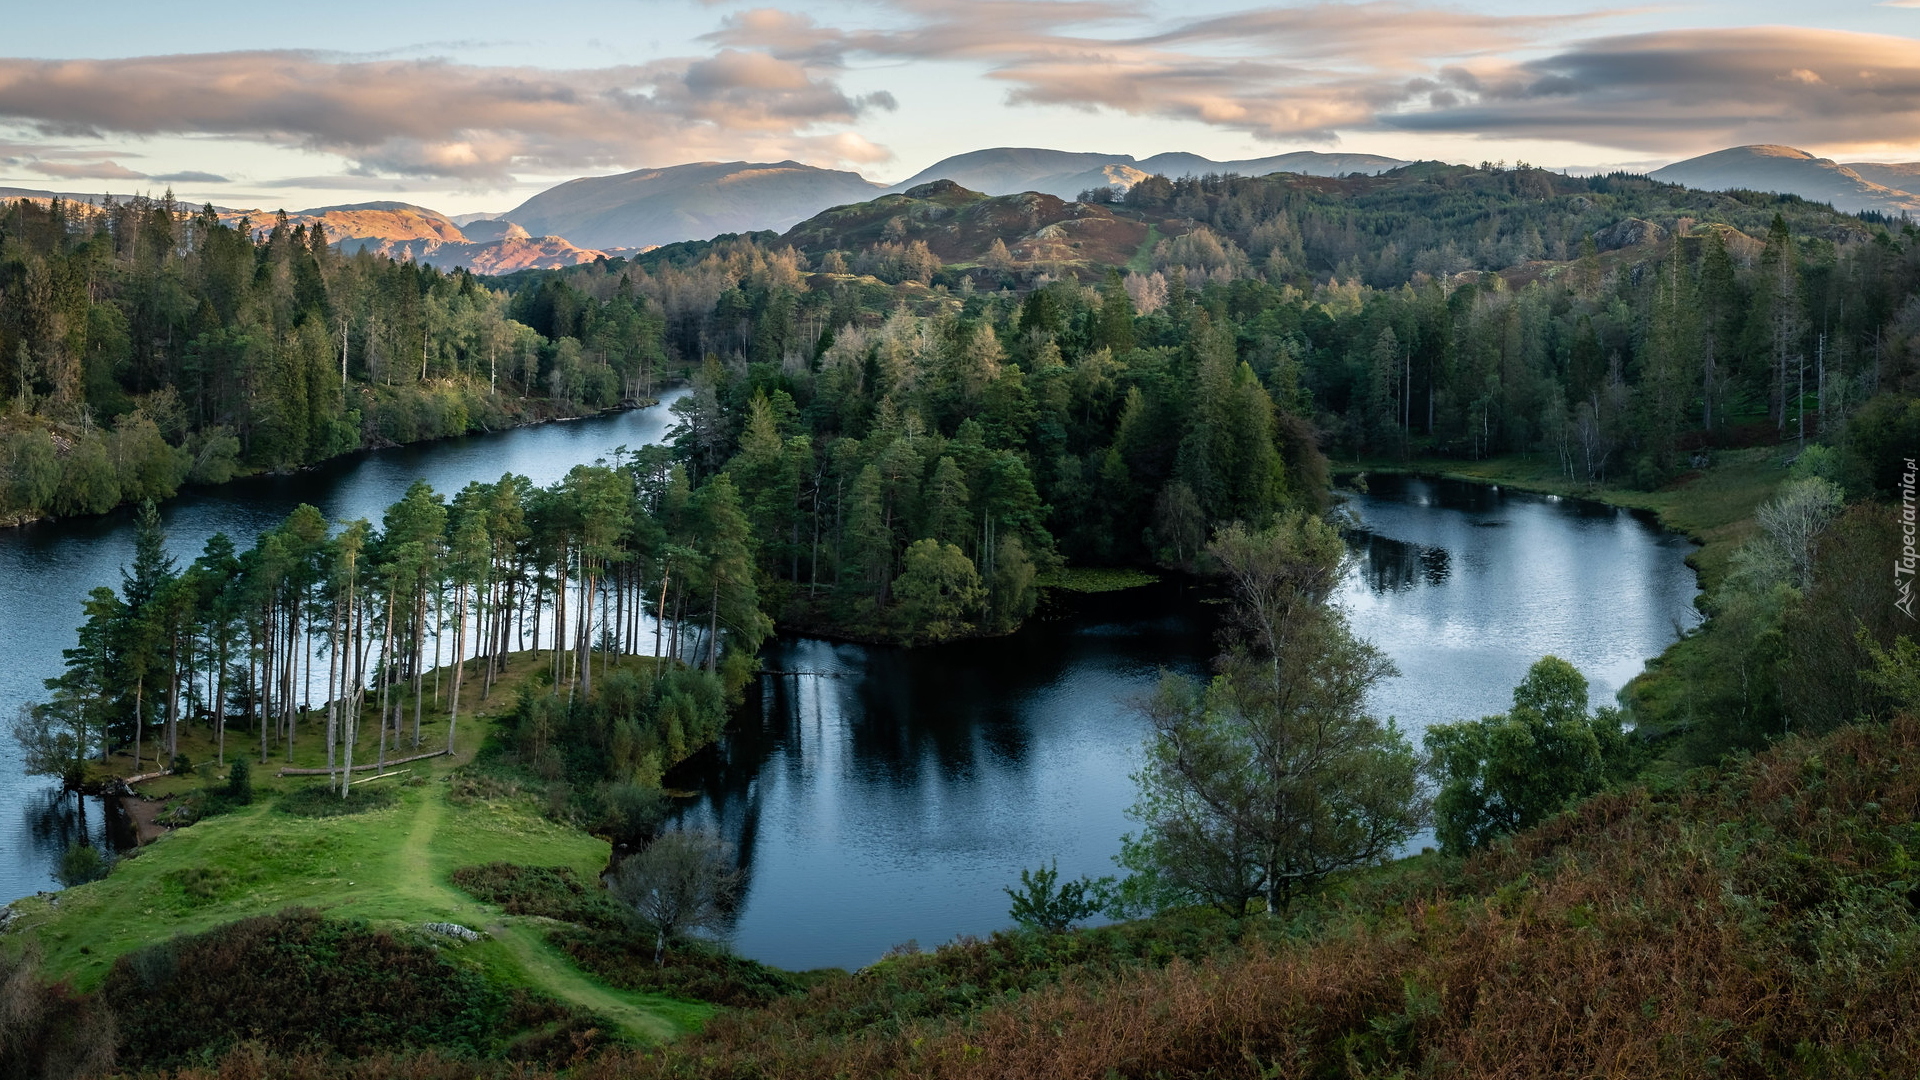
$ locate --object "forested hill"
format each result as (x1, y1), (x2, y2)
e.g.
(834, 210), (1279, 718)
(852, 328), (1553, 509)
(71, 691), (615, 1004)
(464, 162), (1916, 650)
(578, 163), (1883, 288)
(0, 195), (667, 525)
(5, 164), (1917, 650)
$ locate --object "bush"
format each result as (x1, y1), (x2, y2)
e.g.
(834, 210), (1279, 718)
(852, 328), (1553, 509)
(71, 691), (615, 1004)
(1005, 860), (1110, 933)
(225, 756), (252, 805)
(449, 863), (626, 931)
(56, 842), (110, 886)
(590, 781), (666, 846)
(551, 928), (812, 1008)
(0, 949), (115, 1079)
(1426, 655), (1631, 852)
(101, 908), (600, 1070)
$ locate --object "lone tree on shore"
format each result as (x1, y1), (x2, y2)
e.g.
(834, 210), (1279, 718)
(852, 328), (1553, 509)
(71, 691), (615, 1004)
(610, 829), (740, 965)
(1425, 655), (1631, 853)
(1119, 514), (1426, 916)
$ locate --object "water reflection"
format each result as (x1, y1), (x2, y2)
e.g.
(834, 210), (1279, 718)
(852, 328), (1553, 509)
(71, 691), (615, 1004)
(1348, 530), (1451, 592)
(666, 583), (1219, 972)
(0, 392), (687, 906)
(673, 474), (1701, 972)
(1339, 474), (1701, 732)
(12, 791), (133, 893)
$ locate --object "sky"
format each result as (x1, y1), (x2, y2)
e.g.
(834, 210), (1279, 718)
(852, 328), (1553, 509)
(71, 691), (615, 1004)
(2, 0), (1918, 215)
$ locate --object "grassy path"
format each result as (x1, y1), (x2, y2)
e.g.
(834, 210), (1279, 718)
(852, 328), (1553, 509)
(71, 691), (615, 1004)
(8, 654), (713, 1043)
(484, 918), (694, 1041)
(393, 782), (703, 1041)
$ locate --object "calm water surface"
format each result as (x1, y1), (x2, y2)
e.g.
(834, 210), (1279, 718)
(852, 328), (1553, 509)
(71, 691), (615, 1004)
(3, 441), (1699, 972)
(0, 391), (687, 905)
(670, 474), (1702, 972)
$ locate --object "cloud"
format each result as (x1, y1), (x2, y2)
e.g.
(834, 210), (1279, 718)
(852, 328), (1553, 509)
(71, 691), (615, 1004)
(711, 1), (1597, 142)
(0, 49), (894, 182)
(23, 157), (146, 179)
(151, 170), (230, 183)
(1387, 27), (1920, 153)
(717, 4), (1920, 155)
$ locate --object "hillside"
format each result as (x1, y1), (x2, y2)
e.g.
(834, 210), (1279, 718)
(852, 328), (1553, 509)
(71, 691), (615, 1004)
(618, 715), (1920, 1079)
(778, 178), (1157, 271)
(505, 160), (885, 250)
(336, 232), (608, 274)
(294, 201), (469, 243)
(1650, 145), (1920, 215)
(0, 651), (717, 1069)
(1844, 160), (1920, 196)
(890, 146), (1408, 199)
(29, 711), (1919, 1078)
(190, 201), (605, 273)
(664, 162), (1874, 293)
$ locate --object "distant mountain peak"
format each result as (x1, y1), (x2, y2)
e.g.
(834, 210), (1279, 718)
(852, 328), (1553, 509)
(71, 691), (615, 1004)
(504, 160), (885, 250)
(1651, 144), (1920, 215)
(888, 147), (1409, 201)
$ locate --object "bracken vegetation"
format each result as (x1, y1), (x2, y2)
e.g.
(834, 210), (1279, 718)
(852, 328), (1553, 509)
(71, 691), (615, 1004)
(14, 715), (1896, 1079)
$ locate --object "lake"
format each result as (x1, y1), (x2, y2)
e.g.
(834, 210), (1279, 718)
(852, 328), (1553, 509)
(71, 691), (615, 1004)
(666, 473), (1701, 971)
(1, 419), (1699, 973)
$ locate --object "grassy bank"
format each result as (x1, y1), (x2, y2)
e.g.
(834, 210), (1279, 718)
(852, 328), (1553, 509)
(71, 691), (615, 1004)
(5, 650), (712, 1044)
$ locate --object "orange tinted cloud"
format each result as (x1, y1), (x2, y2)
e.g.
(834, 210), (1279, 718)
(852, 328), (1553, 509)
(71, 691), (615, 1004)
(713, 1), (1596, 141)
(0, 49), (894, 181)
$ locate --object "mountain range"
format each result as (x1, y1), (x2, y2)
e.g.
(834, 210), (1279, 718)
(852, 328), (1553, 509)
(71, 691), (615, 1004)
(884, 147), (1406, 203)
(1648, 145), (1920, 216)
(6, 143), (1914, 272)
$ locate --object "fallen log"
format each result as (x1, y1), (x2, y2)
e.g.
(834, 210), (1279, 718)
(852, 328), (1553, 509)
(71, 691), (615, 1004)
(278, 748), (449, 776)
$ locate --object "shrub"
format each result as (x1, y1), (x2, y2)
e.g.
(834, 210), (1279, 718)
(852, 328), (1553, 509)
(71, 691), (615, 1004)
(224, 756), (252, 805)
(551, 928), (812, 1008)
(56, 842), (110, 886)
(101, 908), (599, 1070)
(0, 949), (115, 1079)
(449, 863), (626, 930)
(1005, 860), (1109, 933)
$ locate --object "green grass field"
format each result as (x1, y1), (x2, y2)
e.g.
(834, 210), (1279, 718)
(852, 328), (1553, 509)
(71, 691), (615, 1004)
(6, 651), (712, 1043)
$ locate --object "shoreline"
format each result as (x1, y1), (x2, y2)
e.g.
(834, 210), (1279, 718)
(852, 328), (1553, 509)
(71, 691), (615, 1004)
(1334, 451), (1786, 721)
(0, 392), (667, 532)
(1333, 445), (1783, 592)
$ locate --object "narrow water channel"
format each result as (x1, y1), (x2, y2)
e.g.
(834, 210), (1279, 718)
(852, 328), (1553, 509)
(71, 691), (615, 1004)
(0, 391), (687, 905)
